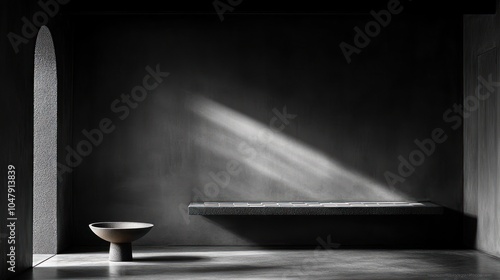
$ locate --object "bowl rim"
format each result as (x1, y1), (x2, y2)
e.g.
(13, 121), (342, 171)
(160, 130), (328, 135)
(89, 221), (154, 230)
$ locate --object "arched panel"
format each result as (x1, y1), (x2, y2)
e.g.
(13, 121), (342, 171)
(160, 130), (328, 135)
(33, 26), (57, 254)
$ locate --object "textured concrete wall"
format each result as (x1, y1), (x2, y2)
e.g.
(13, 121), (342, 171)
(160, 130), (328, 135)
(70, 15), (463, 247)
(33, 26), (57, 254)
(464, 0), (500, 257)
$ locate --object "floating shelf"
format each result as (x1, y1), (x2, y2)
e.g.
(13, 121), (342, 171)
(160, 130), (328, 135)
(188, 201), (443, 216)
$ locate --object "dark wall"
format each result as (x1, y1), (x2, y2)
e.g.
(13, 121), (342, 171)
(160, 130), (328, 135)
(70, 14), (463, 246)
(1, 1), (35, 279)
(52, 14), (74, 255)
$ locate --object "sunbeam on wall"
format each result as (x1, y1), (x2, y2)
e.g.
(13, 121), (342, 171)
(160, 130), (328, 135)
(188, 95), (407, 202)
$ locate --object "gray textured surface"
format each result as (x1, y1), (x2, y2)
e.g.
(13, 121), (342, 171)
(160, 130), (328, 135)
(33, 26), (58, 255)
(464, 0), (500, 257)
(477, 49), (500, 256)
(71, 15), (462, 247)
(14, 247), (500, 280)
(189, 202), (443, 215)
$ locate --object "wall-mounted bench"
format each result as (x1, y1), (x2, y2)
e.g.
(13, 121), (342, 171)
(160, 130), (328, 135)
(188, 201), (443, 216)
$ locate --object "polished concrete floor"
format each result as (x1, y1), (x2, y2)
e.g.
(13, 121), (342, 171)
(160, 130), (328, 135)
(16, 247), (500, 279)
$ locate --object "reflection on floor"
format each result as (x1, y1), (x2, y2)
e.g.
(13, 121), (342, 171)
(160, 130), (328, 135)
(18, 247), (500, 279)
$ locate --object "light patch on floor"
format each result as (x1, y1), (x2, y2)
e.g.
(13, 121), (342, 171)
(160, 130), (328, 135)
(32, 254), (54, 267)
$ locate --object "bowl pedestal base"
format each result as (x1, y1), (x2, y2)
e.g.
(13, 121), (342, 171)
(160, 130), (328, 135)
(109, 242), (132, 262)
